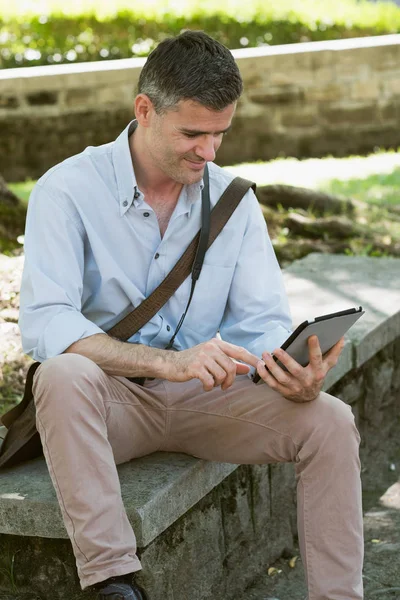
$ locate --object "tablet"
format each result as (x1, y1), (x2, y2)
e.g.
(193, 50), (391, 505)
(253, 306), (364, 384)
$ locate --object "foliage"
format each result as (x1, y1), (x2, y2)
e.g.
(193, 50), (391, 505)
(8, 181), (33, 206)
(2, 0), (400, 69)
(9, 150), (400, 263)
(229, 150), (400, 263)
(324, 167), (400, 206)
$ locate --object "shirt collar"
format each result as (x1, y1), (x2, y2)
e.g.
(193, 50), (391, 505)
(111, 120), (139, 216)
(112, 119), (205, 217)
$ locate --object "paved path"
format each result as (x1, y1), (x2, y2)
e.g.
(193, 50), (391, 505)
(245, 482), (400, 600)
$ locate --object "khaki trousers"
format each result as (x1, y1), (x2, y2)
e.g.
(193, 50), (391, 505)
(33, 353), (363, 599)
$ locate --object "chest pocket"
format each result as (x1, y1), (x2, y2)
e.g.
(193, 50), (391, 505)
(175, 263), (236, 336)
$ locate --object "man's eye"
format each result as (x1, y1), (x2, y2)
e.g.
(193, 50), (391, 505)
(183, 132), (226, 139)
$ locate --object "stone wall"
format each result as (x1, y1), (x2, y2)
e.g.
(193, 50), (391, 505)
(330, 337), (400, 494)
(0, 464), (297, 600)
(2, 34), (400, 181)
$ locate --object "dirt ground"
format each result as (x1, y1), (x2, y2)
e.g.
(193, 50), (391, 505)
(0, 253), (31, 415)
(245, 483), (400, 600)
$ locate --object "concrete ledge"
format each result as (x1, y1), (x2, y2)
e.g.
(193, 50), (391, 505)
(0, 253), (399, 545)
(1, 34), (399, 85)
(234, 33), (400, 58)
(284, 254), (400, 384)
(0, 452), (236, 546)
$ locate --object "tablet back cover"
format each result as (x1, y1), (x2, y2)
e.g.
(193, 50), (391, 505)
(284, 310), (364, 366)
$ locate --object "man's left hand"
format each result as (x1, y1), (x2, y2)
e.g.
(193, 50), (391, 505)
(255, 335), (345, 403)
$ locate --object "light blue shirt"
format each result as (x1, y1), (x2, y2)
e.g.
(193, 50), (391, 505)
(19, 120), (292, 363)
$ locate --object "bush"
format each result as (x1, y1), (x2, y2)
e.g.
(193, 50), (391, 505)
(1, 0), (400, 69)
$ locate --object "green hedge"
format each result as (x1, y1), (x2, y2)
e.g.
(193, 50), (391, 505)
(2, 1), (400, 69)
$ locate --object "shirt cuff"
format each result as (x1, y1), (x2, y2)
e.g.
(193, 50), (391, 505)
(37, 310), (105, 362)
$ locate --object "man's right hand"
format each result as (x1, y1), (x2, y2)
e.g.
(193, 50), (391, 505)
(165, 338), (260, 392)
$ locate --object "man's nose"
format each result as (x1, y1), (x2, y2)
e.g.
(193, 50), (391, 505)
(196, 135), (217, 162)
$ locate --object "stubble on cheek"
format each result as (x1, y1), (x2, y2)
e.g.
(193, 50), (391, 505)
(156, 151), (192, 184)
(150, 135), (204, 184)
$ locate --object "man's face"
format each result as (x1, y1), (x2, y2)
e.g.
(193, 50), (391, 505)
(144, 99), (236, 185)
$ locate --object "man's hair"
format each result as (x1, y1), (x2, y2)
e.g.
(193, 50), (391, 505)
(137, 31), (243, 113)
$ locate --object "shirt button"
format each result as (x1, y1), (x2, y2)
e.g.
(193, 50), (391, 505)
(143, 212), (150, 217)
(154, 253), (160, 259)
(134, 191), (140, 199)
(166, 325), (171, 332)
(123, 200), (128, 207)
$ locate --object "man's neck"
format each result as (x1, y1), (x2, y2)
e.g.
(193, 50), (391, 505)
(129, 126), (183, 202)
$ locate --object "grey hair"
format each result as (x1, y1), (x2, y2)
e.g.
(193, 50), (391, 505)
(138, 31), (243, 113)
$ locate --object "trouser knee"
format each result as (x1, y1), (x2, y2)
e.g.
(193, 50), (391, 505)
(304, 393), (360, 456)
(33, 353), (107, 416)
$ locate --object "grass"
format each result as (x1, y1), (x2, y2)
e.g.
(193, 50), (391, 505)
(8, 181), (34, 207)
(225, 150), (400, 207)
(225, 151), (400, 259)
(326, 170), (400, 206)
(11, 150), (400, 207)
(0, 551), (19, 594)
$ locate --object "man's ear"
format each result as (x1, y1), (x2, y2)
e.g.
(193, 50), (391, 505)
(134, 94), (155, 127)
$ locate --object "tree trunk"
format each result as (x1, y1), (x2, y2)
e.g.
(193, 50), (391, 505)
(284, 212), (363, 239)
(256, 184), (356, 215)
(0, 174), (20, 207)
(0, 174), (27, 251)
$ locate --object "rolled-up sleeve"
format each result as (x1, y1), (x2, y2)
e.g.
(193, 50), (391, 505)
(219, 190), (292, 358)
(19, 183), (104, 362)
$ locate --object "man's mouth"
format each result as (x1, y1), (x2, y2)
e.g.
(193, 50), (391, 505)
(185, 158), (206, 170)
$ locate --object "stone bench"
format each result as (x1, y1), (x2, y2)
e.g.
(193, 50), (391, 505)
(1, 253), (400, 600)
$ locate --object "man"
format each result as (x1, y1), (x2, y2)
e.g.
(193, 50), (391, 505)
(19, 31), (363, 600)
